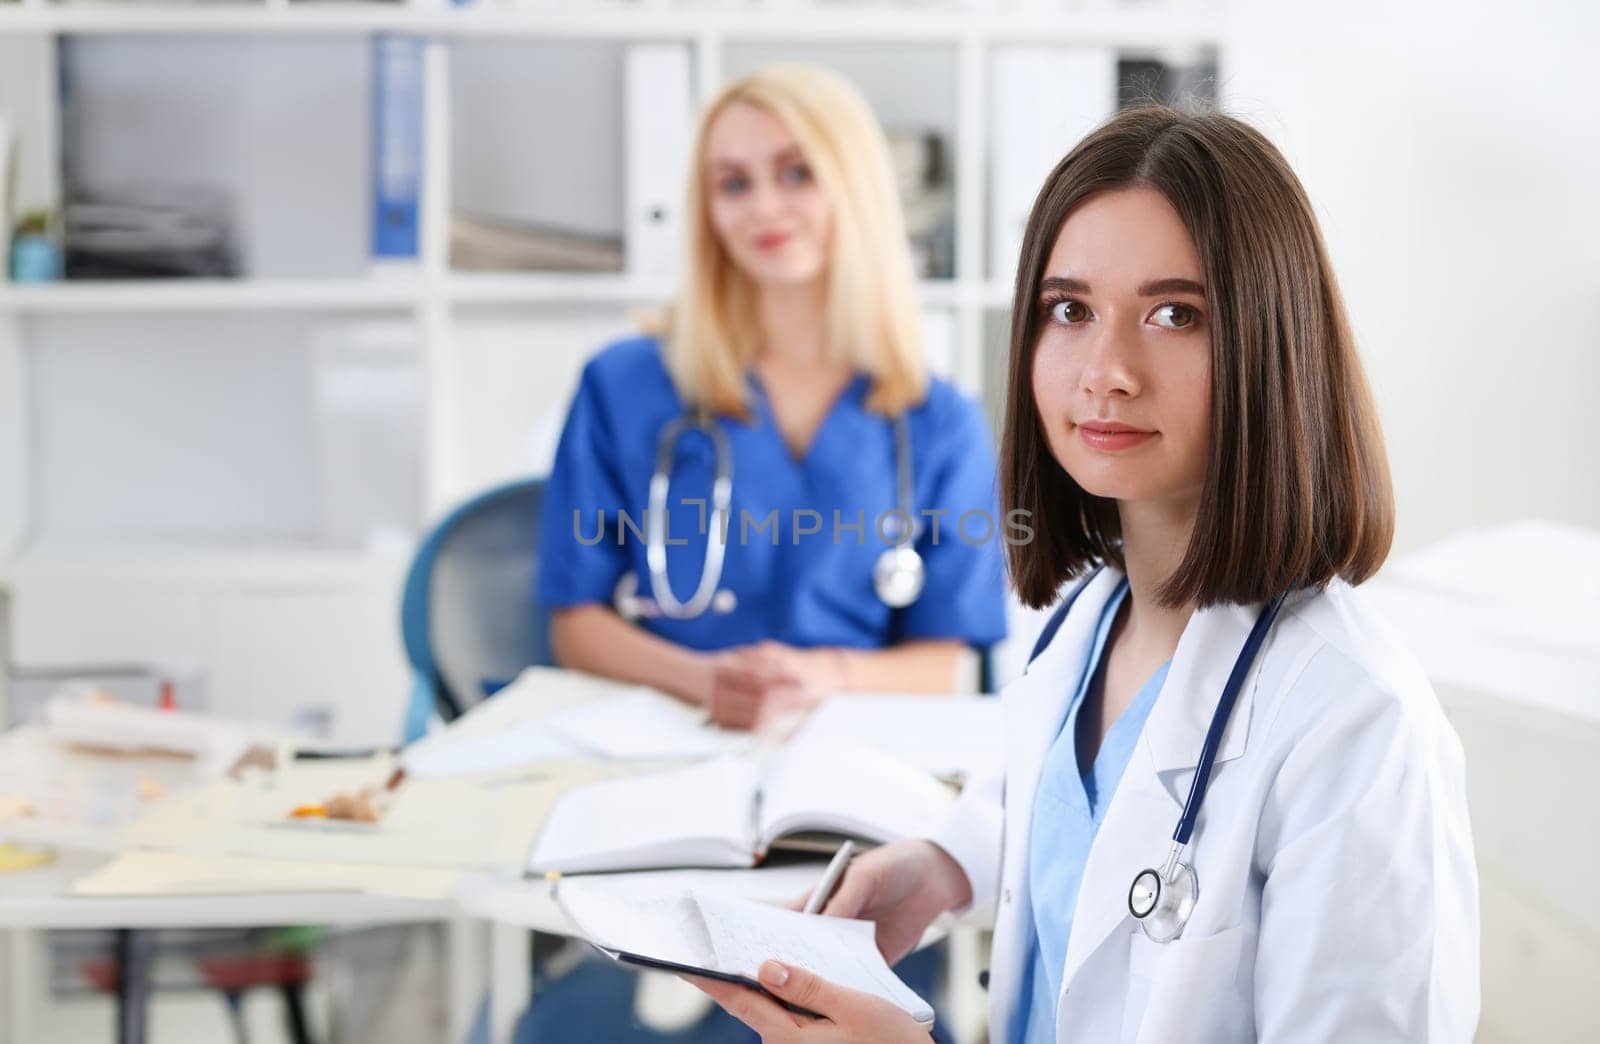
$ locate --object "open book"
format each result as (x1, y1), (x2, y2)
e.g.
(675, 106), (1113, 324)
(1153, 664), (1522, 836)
(556, 877), (934, 1025)
(527, 738), (954, 874)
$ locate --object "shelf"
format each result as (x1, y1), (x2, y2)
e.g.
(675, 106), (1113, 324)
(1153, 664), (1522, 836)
(0, 544), (412, 590)
(444, 274), (975, 309)
(0, 278), (425, 314)
(0, 5), (1225, 46)
(445, 272), (673, 306)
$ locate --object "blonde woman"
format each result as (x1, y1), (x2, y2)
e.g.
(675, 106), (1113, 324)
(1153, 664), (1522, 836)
(520, 62), (1001, 1042)
(540, 64), (1007, 730)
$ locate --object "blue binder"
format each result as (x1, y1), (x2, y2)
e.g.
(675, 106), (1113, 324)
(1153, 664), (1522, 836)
(372, 35), (422, 260)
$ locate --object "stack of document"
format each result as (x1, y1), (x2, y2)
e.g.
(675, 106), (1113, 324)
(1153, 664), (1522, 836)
(556, 876), (934, 1025)
(41, 694), (250, 777)
(404, 686), (751, 779)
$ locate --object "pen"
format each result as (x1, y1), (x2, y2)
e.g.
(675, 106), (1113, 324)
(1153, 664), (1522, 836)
(802, 840), (856, 916)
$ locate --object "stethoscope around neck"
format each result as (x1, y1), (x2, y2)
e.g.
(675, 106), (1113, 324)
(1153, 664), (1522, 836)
(612, 408), (926, 621)
(1126, 591), (1287, 942)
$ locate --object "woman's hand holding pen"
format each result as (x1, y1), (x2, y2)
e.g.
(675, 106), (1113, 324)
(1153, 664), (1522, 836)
(799, 840), (972, 965)
(705, 641), (848, 729)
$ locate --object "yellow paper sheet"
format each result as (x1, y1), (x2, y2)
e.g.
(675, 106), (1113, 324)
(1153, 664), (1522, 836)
(122, 758), (607, 871)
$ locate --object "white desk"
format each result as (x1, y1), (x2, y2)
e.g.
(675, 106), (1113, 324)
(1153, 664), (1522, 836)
(0, 684), (1002, 1044)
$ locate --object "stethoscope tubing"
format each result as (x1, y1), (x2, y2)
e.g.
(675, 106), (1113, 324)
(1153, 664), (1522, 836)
(639, 407), (920, 619)
(1173, 593), (1288, 846)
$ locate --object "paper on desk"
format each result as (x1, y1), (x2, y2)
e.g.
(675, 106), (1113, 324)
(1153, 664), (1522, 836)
(543, 688), (752, 761)
(790, 696), (1004, 783)
(401, 667), (726, 776)
(403, 719), (579, 779)
(72, 850), (461, 901)
(416, 667), (647, 746)
(124, 757), (605, 870)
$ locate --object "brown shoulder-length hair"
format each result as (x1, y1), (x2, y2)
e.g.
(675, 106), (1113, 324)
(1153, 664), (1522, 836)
(1003, 104), (1394, 610)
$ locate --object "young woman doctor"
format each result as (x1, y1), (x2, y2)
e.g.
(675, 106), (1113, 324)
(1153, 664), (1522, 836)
(540, 63), (1007, 730)
(695, 105), (1480, 1041)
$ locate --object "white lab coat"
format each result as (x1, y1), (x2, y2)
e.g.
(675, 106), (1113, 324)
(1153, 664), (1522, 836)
(933, 569), (1480, 1043)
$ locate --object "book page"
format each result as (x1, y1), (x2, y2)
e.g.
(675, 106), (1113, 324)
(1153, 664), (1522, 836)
(693, 892), (934, 1025)
(756, 737), (955, 852)
(555, 877), (714, 971)
(526, 757), (760, 874)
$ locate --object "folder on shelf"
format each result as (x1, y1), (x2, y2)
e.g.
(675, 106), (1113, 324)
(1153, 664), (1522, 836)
(372, 35), (423, 261)
(624, 44), (694, 280)
(989, 46), (1117, 285)
(0, 112), (13, 275)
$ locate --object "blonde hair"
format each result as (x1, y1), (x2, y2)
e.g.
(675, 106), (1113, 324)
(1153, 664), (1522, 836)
(665, 63), (927, 418)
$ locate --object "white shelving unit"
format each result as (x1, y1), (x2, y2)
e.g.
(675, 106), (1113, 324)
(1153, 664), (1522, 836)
(0, 0), (1224, 743)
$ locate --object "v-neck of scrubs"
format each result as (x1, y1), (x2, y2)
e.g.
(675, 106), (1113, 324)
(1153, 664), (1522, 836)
(747, 370), (870, 468)
(1012, 580), (1173, 1044)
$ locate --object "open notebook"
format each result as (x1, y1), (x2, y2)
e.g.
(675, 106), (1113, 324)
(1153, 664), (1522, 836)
(556, 877), (934, 1026)
(526, 738), (954, 874)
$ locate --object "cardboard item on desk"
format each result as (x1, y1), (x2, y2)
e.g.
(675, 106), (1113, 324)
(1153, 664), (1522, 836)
(556, 876), (933, 1026)
(527, 737), (954, 875)
(72, 849), (460, 901)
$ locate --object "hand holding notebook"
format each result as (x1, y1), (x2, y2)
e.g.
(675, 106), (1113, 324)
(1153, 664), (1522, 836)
(554, 876), (934, 1026)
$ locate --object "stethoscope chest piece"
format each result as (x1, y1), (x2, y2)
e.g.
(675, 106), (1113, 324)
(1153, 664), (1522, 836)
(873, 544), (926, 609)
(1128, 856), (1198, 943)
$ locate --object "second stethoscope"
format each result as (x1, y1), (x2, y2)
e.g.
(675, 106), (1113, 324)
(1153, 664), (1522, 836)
(613, 409), (925, 621)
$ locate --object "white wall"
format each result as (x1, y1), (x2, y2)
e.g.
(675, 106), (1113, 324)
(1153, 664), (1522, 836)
(1222, 0), (1600, 554)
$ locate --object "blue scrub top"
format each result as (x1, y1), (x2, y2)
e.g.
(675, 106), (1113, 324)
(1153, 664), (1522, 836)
(1014, 580), (1171, 1043)
(538, 335), (1008, 651)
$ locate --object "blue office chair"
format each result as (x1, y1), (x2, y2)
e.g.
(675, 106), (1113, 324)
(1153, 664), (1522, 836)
(399, 478), (551, 743)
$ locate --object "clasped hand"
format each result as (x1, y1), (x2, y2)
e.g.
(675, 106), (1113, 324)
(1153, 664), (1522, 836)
(705, 641), (848, 730)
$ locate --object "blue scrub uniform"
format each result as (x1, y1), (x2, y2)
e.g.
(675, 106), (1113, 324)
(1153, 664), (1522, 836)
(539, 335), (1008, 651)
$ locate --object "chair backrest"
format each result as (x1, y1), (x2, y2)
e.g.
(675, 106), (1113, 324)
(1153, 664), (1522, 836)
(399, 478), (550, 741)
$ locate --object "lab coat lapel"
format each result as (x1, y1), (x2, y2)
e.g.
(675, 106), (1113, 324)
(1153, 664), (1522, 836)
(1145, 599), (1270, 774)
(990, 568), (1125, 1030)
(1056, 598), (1270, 1000)
(1007, 568), (1129, 824)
